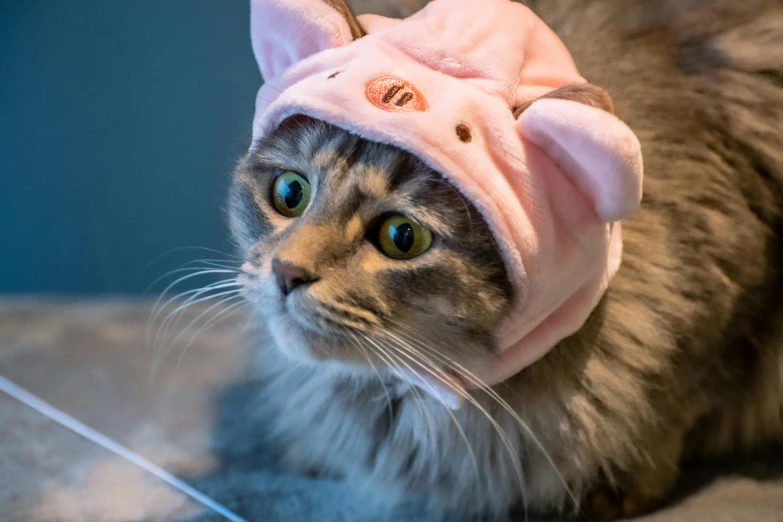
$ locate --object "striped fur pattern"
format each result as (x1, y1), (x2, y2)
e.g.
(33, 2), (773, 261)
(227, 0), (783, 519)
(231, 116), (512, 371)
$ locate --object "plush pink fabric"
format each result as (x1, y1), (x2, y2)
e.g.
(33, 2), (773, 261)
(249, 0), (644, 408)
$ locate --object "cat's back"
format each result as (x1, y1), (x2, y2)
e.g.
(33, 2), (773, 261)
(531, 0), (783, 452)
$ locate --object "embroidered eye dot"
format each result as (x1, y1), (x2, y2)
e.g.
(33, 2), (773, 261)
(456, 123), (472, 142)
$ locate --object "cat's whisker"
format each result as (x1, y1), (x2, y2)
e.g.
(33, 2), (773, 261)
(368, 333), (435, 435)
(361, 333), (434, 442)
(387, 321), (579, 512)
(380, 330), (530, 519)
(149, 245), (242, 263)
(147, 269), (242, 340)
(346, 330), (395, 426)
(147, 279), (241, 352)
(374, 333), (485, 491)
(155, 286), (242, 350)
(369, 338), (436, 491)
(381, 344), (496, 506)
(386, 334), (529, 516)
(143, 265), (241, 300)
(179, 259), (243, 271)
(150, 281), (242, 350)
(174, 299), (249, 371)
(139, 245), (242, 285)
(152, 292), (243, 379)
(153, 286), (242, 363)
(360, 332), (438, 458)
(237, 308), (259, 337)
(364, 332), (461, 465)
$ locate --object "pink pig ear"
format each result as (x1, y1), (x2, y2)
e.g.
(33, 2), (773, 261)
(251, 0), (358, 81)
(518, 99), (644, 222)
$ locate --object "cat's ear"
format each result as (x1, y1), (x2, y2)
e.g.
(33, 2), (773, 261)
(513, 83), (614, 118)
(251, 0), (363, 81)
(518, 98), (643, 222)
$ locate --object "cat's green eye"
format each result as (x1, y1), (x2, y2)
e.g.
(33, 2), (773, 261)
(272, 171), (311, 217)
(378, 215), (433, 260)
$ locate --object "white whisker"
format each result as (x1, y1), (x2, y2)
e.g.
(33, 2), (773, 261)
(143, 246), (241, 270)
(143, 265), (240, 298)
(175, 299), (249, 370)
(147, 269), (241, 341)
(155, 289), (242, 352)
(345, 330), (395, 425)
(180, 259), (242, 271)
(388, 320), (578, 512)
(370, 333), (483, 489)
(369, 336), (434, 490)
(359, 332), (430, 431)
(149, 281), (242, 350)
(381, 330), (528, 516)
(151, 289), (242, 376)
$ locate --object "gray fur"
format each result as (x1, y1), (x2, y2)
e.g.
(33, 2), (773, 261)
(227, 0), (783, 519)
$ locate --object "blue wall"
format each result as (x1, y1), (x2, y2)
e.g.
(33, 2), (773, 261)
(0, 1), (260, 293)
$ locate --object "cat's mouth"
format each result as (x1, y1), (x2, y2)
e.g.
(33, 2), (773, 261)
(239, 268), (471, 409)
(269, 296), (468, 409)
(267, 294), (377, 362)
(276, 288), (379, 335)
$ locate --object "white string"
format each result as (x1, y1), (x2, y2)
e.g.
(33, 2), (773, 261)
(0, 374), (247, 522)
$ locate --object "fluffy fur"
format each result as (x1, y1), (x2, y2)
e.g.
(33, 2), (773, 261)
(227, 0), (783, 519)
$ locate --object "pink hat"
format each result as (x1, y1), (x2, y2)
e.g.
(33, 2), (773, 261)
(250, 0), (644, 408)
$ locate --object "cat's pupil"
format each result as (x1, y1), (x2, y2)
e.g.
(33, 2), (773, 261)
(284, 180), (303, 208)
(392, 223), (415, 253)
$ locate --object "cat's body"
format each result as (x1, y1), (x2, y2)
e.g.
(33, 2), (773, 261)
(230, 0), (783, 519)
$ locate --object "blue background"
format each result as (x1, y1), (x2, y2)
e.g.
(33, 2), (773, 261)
(0, 1), (260, 293)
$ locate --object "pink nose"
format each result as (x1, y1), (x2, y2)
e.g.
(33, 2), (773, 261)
(271, 259), (318, 295)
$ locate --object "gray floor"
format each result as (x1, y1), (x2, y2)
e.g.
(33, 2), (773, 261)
(0, 299), (781, 522)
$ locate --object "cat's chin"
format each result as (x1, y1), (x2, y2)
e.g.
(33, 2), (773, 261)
(265, 312), (370, 371)
(266, 313), (326, 363)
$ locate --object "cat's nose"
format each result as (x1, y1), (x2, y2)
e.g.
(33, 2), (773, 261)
(271, 258), (318, 295)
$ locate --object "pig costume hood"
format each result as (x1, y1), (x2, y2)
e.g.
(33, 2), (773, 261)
(249, 0), (644, 408)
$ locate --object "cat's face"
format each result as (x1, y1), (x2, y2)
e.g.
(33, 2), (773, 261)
(229, 116), (512, 379)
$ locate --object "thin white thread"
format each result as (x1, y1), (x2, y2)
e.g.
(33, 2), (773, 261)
(0, 375), (247, 522)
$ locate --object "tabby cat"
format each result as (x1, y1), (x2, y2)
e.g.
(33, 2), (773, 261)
(228, 0), (783, 519)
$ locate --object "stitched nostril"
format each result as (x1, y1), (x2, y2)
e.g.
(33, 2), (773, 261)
(272, 258), (318, 296)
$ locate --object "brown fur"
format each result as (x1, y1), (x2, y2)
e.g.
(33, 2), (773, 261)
(513, 83), (614, 117)
(228, 0), (783, 519)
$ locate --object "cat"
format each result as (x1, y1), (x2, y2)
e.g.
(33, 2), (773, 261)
(227, 0), (783, 519)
